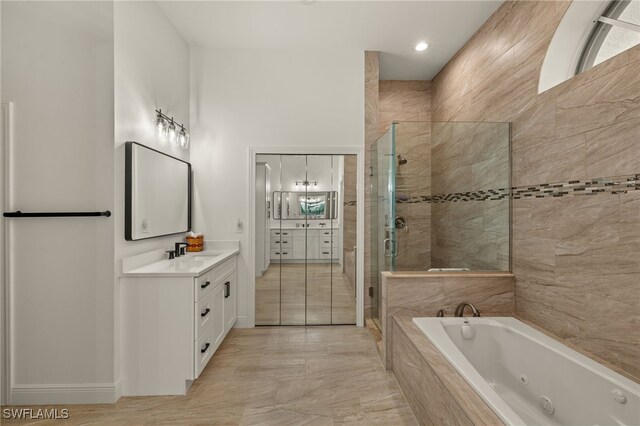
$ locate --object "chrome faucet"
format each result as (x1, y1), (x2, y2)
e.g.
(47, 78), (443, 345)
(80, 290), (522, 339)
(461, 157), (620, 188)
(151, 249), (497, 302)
(455, 302), (480, 317)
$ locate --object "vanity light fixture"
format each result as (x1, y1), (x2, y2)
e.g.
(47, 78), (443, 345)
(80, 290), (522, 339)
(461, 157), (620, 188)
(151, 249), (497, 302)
(154, 109), (189, 149)
(415, 41), (429, 51)
(295, 180), (318, 188)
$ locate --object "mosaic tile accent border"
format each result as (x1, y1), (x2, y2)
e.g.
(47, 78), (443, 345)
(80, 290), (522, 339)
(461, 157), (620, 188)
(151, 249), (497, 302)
(395, 174), (639, 204)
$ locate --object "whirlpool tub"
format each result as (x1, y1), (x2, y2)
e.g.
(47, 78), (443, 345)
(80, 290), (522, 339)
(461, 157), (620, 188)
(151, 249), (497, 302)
(412, 317), (640, 426)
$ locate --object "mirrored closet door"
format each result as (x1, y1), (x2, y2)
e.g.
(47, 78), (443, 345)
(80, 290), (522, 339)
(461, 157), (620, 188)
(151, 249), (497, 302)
(255, 154), (357, 325)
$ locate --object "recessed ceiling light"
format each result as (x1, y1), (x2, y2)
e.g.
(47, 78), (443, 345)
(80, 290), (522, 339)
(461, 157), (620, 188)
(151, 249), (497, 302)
(415, 42), (429, 52)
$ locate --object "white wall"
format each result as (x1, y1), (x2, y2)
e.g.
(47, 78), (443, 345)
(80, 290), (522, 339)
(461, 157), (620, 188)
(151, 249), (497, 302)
(1, 1), (116, 403)
(114, 1), (190, 386)
(190, 48), (363, 326)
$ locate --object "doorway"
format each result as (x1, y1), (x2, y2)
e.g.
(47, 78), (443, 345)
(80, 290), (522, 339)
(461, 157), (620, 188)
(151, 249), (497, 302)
(254, 154), (357, 325)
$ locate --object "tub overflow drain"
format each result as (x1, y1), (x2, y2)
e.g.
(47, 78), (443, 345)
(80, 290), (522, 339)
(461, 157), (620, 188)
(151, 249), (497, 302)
(539, 396), (554, 415)
(611, 389), (627, 404)
(520, 375), (529, 386)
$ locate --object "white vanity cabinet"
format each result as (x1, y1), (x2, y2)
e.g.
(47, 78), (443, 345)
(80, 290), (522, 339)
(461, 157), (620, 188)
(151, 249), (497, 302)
(121, 251), (238, 396)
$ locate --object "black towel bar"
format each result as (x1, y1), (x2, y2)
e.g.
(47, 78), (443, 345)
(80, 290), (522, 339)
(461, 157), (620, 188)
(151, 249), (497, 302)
(3, 210), (111, 218)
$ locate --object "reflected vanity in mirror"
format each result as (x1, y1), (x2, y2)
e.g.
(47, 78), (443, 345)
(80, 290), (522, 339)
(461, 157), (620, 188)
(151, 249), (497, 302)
(125, 142), (191, 240)
(272, 191), (338, 220)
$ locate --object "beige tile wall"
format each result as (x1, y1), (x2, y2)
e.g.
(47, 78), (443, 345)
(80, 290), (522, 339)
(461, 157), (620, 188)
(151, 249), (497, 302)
(377, 82), (432, 272)
(431, 0), (640, 379)
(343, 155), (357, 291)
(364, 51), (379, 315)
(378, 80), (431, 133)
(380, 272), (515, 368)
(431, 121), (510, 270)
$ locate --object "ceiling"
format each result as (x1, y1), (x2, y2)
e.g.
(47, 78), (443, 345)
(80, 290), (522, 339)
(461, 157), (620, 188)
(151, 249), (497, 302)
(158, 1), (503, 80)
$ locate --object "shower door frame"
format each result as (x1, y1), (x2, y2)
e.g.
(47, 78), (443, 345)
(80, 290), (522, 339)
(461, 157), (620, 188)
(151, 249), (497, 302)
(248, 146), (365, 328)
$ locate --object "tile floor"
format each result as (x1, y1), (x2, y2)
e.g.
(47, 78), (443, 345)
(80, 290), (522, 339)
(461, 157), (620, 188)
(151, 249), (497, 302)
(255, 264), (357, 326)
(3, 326), (417, 425)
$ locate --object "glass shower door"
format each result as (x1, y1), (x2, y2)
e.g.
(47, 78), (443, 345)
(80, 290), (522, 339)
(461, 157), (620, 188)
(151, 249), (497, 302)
(370, 124), (396, 327)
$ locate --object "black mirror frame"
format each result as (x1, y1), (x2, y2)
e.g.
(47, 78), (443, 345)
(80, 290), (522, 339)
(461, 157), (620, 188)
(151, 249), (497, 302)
(124, 141), (192, 241)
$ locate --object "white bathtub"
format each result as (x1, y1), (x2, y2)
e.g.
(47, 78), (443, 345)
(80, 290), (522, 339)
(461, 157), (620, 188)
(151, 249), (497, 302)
(412, 317), (640, 426)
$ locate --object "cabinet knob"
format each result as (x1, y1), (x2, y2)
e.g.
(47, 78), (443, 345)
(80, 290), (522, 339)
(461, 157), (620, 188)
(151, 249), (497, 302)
(201, 280), (211, 289)
(201, 343), (210, 353)
(201, 308), (211, 317)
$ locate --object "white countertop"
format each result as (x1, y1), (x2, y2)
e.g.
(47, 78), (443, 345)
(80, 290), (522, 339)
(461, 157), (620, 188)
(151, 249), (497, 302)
(121, 240), (239, 278)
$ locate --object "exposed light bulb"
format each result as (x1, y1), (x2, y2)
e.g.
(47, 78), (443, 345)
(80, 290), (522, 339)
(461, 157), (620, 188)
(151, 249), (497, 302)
(178, 126), (190, 149)
(167, 118), (177, 143)
(415, 41), (429, 51)
(155, 112), (168, 139)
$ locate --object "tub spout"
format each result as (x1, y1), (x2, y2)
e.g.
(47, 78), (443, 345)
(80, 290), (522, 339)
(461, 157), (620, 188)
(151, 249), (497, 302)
(455, 302), (480, 317)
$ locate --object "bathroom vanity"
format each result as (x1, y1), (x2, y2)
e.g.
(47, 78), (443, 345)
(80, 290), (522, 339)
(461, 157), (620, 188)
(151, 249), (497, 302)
(120, 241), (239, 396)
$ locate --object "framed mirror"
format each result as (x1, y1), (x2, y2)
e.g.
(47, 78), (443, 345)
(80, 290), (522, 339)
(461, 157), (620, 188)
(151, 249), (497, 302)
(125, 142), (191, 240)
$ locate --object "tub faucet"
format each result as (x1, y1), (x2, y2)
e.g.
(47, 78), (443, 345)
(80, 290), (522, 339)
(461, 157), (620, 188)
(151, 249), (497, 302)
(455, 302), (480, 317)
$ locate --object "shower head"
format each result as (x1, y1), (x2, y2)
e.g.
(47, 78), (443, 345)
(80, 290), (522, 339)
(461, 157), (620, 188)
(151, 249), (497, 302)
(397, 154), (408, 165)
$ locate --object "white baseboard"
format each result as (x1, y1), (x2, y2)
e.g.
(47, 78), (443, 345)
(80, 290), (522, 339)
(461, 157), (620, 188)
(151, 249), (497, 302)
(11, 381), (121, 405)
(234, 316), (250, 328)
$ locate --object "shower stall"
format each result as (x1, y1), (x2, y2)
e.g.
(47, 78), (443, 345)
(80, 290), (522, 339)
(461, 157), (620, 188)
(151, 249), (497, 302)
(369, 121), (511, 328)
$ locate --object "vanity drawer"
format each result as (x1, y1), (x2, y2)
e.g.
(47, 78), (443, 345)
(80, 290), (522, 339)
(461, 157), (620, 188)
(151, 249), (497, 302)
(270, 229), (291, 238)
(318, 249), (334, 259)
(270, 238), (291, 249)
(195, 290), (215, 338)
(194, 321), (214, 378)
(195, 271), (214, 302)
(270, 249), (292, 260)
(319, 238), (338, 249)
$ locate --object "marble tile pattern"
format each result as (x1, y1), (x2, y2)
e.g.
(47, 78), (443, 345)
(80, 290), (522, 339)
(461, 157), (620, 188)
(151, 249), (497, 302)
(376, 84), (433, 272)
(394, 121), (432, 271)
(431, 121), (511, 271)
(343, 155), (358, 253)
(378, 80), (432, 134)
(363, 51), (380, 312)
(379, 272), (514, 369)
(391, 315), (504, 426)
(3, 327), (418, 425)
(431, 0), (640, 379)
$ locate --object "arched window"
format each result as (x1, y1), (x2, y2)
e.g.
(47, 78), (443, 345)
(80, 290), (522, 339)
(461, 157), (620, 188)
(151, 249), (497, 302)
(539, 0), (639, 93)
(577, 0), (640, 73)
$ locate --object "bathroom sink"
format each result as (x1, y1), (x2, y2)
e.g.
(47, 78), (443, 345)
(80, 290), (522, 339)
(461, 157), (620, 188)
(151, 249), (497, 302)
(191, 253), (223, 261)
(178, 253), (224, 263)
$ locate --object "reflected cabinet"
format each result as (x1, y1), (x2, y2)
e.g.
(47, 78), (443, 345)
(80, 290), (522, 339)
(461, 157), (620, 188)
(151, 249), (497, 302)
(255, 154), (357, 326)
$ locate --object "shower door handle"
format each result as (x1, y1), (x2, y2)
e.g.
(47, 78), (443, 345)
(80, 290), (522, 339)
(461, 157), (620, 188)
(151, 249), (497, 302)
(384, 238), (397, 258)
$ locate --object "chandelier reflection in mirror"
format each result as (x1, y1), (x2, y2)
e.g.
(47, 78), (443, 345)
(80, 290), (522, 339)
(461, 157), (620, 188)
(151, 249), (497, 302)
(154, 109), (190, 149)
